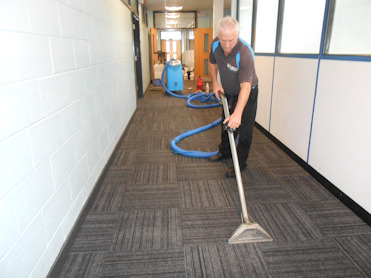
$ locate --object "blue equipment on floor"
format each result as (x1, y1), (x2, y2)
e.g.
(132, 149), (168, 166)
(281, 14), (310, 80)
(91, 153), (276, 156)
(161, 59), (221, 158)
(153, 79), (161, 86)
(166, 60), (183, 91)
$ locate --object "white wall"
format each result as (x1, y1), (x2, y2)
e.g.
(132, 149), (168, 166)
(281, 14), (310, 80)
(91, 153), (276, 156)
(255, 56), (371, 214)
(309, 60), (371, 213)
(255, 56), (274, 130)
(270, 57), (318, 161)
(0, 0), (136, 277)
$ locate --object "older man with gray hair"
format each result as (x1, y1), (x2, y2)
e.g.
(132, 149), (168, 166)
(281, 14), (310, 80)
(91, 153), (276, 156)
(208, 16), (259, 178)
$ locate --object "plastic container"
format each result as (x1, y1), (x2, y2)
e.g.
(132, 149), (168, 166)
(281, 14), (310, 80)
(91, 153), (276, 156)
(197, 77), (203, 91)
(154, 64), (164, 80)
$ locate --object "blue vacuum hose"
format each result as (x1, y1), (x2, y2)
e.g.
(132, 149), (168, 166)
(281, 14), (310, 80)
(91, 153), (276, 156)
(162, 60), (221, 158)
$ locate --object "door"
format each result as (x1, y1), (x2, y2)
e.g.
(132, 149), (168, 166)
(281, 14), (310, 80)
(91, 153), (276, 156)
(132, 13), (143, 98)
(161, 39), (182, 62)
(194, 28), (213, 78)
(150, 28), (158, 81)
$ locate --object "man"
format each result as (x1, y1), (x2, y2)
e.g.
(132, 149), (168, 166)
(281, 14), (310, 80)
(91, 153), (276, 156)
(208, 16), (259, 178)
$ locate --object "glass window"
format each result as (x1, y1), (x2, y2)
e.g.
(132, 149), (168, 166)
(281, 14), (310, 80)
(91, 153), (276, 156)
(326, 0), (371, 55)
(238, 0), (253, 44)
(280, 0), (326, 54)
(255, 0), (279, 53)
(204, 59), (209, 75)
(204, 34), (209, 53)
(188, 30), (194, 40)
(161, 31), (182, 41)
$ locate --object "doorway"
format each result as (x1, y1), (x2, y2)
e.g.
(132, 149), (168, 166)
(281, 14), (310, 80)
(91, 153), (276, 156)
(161, 40), (182, 62)
(160, 31), (182, 62)
(132, 13), (143, 98)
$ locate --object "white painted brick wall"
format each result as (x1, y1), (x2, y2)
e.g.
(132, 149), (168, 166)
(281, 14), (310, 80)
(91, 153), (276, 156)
(0, 0), (136, 277)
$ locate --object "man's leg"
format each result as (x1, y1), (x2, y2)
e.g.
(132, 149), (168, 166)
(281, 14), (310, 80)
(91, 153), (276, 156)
(218, 111), (232, 156)
(236, 87), (258, 169)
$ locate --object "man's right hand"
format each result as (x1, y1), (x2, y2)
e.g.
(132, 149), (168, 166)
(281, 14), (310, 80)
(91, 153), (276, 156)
(213, 84), (224, 100)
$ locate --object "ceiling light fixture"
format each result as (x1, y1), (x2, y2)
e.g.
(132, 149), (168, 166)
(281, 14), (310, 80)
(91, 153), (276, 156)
(165, 5), (183, 11)
(166, 13), (180, 18)
(166, 20), (178, 24)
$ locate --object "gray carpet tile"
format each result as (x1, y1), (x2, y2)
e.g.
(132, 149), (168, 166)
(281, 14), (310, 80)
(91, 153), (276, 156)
(185, 243), (270, 278)
(90, 184), (123, 213)
(333, 234), (371, 276)
(141, 129), (180, 138)
(177, 163), (228, 181)
(176, 154), (213, 164)
(115, 140), (140, 151)
(121, 129), (142, 140)
(113, 209), (182, 251)
(100, 166), (133, 185)
(247, 203), (324, 242)
(238, 176), (283, 187)
(228, 183), (296, 205)
(69, 213), (119, 253)
(182, 207), (241, 244)
(241, 159), (277, 179)
(57, 252), (102, 278)
(258, 240), (366, 277)
(49, 85), (371, 278)
(266, 159), (310, 177)
(181, 180), (235, 208)
(129, 163), (177, 184)
(132, 151), (176, 164)
(299, 201), (371, 237)
(121, 183), (181, 209)
(97, 249), (185, 277)
(280, 175), (337, 201)
(252, 143), (290, 162)
(139, 137), (170, 152)
(110, 150), (134, 166)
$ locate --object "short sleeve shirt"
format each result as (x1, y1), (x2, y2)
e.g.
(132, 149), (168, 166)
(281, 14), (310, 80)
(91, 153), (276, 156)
(209, 38), (258, 95)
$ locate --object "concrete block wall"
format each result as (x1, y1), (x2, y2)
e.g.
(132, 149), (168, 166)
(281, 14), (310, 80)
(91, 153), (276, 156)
(0, 0), (136, 277)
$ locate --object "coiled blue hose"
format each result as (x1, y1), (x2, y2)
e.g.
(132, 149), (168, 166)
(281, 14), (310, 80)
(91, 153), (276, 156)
(162, 60), (221, 158)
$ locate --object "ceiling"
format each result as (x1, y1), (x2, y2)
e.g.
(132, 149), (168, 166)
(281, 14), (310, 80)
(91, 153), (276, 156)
(143, 0), (232, 12)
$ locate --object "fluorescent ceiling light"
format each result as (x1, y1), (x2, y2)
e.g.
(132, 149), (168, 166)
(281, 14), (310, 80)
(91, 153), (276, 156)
(166, 13), (180, 18)
(165, 5), (183, 11)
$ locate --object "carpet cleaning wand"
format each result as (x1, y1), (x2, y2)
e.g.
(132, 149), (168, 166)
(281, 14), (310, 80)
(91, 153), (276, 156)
(220, 94), (273, 244)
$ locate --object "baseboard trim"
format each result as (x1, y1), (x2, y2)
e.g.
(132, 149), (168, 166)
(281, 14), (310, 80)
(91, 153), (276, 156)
(255, 123), (371, 226)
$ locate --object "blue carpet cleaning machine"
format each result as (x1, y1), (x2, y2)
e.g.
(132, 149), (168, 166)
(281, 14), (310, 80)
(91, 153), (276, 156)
(166, 59), (183, 92)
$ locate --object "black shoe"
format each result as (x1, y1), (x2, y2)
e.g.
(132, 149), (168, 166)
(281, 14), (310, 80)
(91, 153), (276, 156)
(208, 152), (230, 162)
(225, 166), (246, 178)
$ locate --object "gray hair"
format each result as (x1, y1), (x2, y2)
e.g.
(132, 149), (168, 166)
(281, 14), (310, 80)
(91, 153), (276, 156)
(216, 16), (240, 37)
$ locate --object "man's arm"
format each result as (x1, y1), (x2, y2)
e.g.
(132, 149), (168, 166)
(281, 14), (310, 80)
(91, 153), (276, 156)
(209, 62), (224, 100)
(224, 82), (251, 129)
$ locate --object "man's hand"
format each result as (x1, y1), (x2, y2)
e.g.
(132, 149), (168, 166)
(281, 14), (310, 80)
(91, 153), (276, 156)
(214, 86), (224, 100)
(224, 113), (242, 130)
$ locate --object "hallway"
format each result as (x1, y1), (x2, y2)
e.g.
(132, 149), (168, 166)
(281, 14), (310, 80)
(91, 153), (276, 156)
(49, 84), (371, 277)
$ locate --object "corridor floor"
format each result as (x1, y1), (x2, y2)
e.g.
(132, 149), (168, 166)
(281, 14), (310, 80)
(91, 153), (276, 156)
(49, 83), (371, 277)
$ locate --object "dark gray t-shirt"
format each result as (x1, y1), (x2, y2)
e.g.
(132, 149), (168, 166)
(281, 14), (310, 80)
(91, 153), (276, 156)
(209, 38), (258, 95)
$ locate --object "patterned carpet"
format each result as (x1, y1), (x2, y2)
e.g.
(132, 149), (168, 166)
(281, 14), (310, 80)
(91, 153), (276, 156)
(49, 82), (371, 277)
